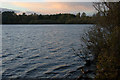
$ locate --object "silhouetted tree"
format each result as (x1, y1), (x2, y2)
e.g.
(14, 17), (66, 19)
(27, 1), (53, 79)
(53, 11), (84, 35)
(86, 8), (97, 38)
(81, 12), (86, 18)
(76, 12), (80, 18)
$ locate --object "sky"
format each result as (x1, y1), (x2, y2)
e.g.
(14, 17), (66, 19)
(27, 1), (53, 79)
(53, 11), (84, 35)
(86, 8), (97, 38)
(0, 0), (98, 15)
(1, 0), (104, 2)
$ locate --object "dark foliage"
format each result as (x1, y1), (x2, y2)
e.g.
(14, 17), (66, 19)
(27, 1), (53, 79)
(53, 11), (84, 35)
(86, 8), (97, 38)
(81, 2), (120, 80)
(2, 12), (95, 24)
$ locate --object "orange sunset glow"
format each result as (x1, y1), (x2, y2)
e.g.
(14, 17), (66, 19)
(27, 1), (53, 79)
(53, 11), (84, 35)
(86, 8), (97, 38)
(1, 2), (96, 15)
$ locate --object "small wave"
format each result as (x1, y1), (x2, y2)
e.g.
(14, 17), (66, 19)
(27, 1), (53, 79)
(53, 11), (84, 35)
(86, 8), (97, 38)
(45, 72), (59, 75)
(26, 68), (38, 75)
(2, 54), (13, 58)
(43, 56), (52, 59)
(10, 58), (18, 61)
(16, 56), (23, 59)
(69, 70), (76, 74)
(48, 47), (62, 53)
(53, 65), (70, 71)
(28, 55), (40, 59)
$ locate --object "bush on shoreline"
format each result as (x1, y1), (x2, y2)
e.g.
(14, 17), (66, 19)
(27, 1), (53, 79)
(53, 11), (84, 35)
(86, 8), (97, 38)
(81, 2), (120, 79)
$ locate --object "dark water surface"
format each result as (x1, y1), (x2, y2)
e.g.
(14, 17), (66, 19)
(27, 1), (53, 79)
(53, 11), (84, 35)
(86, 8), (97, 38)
(2, 24), (92, 79)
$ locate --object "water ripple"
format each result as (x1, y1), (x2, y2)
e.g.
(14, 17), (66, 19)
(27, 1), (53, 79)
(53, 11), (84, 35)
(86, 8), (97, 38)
(2, 24), (91, 78)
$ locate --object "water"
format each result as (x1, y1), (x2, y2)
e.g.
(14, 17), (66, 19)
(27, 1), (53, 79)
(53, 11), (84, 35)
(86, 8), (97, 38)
(2, 24), (92, 79)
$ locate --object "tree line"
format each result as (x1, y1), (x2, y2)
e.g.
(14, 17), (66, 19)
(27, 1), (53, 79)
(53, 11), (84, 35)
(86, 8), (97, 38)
(2, 11), (96, 24)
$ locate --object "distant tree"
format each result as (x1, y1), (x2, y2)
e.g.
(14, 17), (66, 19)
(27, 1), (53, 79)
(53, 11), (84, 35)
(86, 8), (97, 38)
(76, 12), (80, 18)
(2, 11), (17, 24)
(22, 13), (26, 16)
(81, 12), (86, 18)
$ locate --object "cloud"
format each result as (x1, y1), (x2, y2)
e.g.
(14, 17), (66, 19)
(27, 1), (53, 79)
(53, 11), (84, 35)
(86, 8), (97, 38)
(10, 2), (95, 14)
